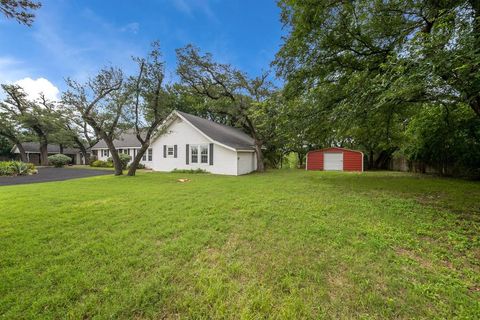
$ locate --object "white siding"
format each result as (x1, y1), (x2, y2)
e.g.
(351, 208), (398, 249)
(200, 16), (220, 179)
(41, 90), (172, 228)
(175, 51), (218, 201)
(150, 117), (239, 175)
(93, 147), (153, 167)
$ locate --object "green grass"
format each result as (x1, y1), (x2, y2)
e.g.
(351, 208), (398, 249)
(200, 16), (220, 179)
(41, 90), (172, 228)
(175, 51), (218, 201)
(0, 170), (479, 319)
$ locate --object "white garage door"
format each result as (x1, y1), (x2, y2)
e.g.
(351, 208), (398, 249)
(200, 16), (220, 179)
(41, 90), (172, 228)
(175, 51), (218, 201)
(324, 152), (343, 171)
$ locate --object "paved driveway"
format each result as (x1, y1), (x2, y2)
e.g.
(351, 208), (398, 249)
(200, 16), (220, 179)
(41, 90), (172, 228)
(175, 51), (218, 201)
(0, 167), (111, 186)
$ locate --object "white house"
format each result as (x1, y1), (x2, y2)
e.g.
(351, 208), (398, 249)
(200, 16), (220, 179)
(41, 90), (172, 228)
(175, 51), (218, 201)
(91, 110), (257, 175)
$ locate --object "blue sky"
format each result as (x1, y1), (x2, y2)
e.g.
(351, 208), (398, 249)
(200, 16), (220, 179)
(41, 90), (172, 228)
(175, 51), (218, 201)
(0, 0), (283, 99)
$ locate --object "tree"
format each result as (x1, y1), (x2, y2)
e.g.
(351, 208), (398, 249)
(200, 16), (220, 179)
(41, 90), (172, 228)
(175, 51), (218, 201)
(275, 1), (480, 118)
(0, 112), (27, 161)
(176, 44), (273, 171)
(0, 0), (41, 26)
(127, 42), (173, 176)
(0, 85), (59, 165)
(62, 68), (127, 175)
(55, 106), (99, 165)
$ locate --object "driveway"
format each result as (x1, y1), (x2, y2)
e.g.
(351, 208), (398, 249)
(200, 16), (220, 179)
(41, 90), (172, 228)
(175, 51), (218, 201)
(0, 167), (111, 186)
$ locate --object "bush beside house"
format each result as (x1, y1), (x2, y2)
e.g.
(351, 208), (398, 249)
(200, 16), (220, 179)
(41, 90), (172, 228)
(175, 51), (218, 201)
(90, 160), (113, 168)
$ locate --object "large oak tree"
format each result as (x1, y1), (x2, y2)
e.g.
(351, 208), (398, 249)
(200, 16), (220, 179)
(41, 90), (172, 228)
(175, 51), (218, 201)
(176, 45), (273, 171)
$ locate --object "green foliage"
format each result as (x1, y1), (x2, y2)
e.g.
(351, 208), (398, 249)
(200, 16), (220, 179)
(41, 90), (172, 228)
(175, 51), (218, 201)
(274, 0), (480, 175)
(0, 162), (14, 176)
(90, 160), (113, 168)
(0, 171), (479, 318)
(0, 136), (13, 157)
(0, 161), (36, 176)
(171, 168), (206, 174)
(282, 152), (300, 169)
(402, 104), (480, 177)
(107, 153), (131, 170)
(47, 154), (72, 168)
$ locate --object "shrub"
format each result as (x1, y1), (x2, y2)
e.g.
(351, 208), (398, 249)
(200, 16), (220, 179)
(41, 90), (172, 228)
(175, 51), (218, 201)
(107, 153), (131, 170)
(48, 154), (72, 168)
(127, 163), (145, 169)
(171, 168), (207, 174)
(90, 160), (113, 168)
(0, 162), (14, 176)
(0, 161), (37, 176)
(10, 161), (29, 175)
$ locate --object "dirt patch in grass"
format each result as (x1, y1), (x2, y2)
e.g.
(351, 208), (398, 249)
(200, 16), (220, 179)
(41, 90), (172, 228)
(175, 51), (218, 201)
(395, 247), (434, 270)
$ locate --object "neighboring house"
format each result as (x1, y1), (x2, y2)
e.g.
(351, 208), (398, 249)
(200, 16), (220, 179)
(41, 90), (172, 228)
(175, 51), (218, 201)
(11, 143), (86, 165)
(91, 110), (257, 175)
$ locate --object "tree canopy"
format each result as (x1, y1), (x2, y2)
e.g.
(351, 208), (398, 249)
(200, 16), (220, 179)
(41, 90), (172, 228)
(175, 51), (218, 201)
(0, 0), (41, 26)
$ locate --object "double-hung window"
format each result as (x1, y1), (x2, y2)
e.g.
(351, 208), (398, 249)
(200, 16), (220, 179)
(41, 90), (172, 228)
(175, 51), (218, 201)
(102, 149), (109, 157)
(190, 144), (208, 164)
(148, 148), (153, 161)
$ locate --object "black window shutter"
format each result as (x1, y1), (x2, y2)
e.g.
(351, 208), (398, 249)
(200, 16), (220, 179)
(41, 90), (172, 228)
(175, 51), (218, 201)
(209, 143), (214, 165)
(186, 144), (189, 164)
(174, 145), (177, 158)
(163, 145), (166, 158)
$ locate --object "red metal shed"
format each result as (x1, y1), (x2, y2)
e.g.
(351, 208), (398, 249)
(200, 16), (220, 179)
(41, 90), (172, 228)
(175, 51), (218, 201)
(306, 147), (364, 172)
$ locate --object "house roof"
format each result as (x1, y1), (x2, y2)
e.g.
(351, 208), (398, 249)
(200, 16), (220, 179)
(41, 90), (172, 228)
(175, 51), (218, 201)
(13, 142), (82, 154)
(90, 111), (255, 151)
(175, 111), (255, 151)
(91, 130), (143, 149)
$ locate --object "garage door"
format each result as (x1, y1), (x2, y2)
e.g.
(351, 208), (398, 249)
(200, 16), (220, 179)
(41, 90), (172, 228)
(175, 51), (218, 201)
(324, 152), (343, 171)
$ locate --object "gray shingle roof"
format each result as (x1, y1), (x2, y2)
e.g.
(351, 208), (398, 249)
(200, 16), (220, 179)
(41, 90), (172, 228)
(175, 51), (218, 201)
(176, 111), (255, 151)
(16, 142), (81, 154)
(91, 131), (143, 149)
(90, 111), (255, 151)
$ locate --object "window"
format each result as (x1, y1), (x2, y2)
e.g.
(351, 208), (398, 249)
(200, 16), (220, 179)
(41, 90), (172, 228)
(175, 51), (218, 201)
(191, 145), (198, 163)
(167, 146), (174, 157)
(126, 149), (130, 155)
(148, 148), (152, 161)
(102, 149), (109, 157)
(200, 145), (208, 163)
(118, 149), (123, 154)
(190, 144), (208, 164)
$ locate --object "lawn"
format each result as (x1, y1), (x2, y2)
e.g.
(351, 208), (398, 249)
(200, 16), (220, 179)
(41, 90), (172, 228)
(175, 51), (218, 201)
(0, 170), (479, 319)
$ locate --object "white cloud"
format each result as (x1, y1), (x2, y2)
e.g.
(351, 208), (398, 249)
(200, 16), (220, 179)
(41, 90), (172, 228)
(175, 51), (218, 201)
(14, 77), (60, 101)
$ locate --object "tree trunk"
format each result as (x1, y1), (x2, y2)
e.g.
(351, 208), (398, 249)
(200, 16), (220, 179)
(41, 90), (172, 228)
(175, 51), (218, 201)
(254, 141), (265, 172)
(470, 97), (480, 118)
(369, 150), (374, 170)
(59, 144), (64, 154)
(298, 152), (305, 167)
(73, 137), (90, 165)
(15, 142), (27, 162)
(103, 137), (123, 175)
(39, 137), (49, 166)
(127, 143), (149, 176)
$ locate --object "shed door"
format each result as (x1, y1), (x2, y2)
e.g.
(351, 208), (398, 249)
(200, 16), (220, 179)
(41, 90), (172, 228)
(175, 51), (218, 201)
(324, 152), (343, 171)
